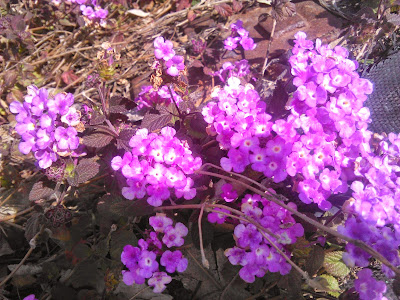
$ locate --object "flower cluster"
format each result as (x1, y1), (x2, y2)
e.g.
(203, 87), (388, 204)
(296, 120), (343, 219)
(346, 132), (400, 229)
(202, 76), (293, 184)
(338, 216), (400, 279)
(223, 20), (256, 51)
(213, 59), (252, 83)
(135, 85), (182, 110)
(223, 194), (304, 283)
(121, 215), (188, 293)
(111, 127), (202, 206)
(135, 37), (185, 109)
(354, 269), (388, 300)
(285, 31), (374, 210)
(10, 85), (83, 169)
(52, 0), (108, 26)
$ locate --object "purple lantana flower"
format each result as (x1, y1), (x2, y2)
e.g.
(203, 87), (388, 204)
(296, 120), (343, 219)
(160, 250), (188, 273)
(148, 272), (172, 293)
(166, 55), (185, 76)
(154, 37), (175, 61)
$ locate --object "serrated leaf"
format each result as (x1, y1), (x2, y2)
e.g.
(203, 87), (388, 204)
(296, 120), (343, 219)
(24, 213), (43, 242)
(277, 267), (303, 299)
(83, 132), (114, 148)
(305, 245), (325, 276)
(116, 128), (135, 151)
(323, 251), (350, 277)
(319, 274), (341, 297)
(109, 198), (155, 217)
(29, 181), (54, 201)
(141, 113), (173, 132)
(75, 159), (100, 184)
(109, 96), (136, 114)
(110, 229), (138, 261)
(89, 112), (106, 125)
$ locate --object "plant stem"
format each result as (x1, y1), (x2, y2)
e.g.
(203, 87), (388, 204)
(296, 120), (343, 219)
(196, 169), (400, 276)
(262, 18), (277, 76)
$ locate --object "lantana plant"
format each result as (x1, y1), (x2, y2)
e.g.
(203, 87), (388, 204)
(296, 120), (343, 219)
(9, 19), (400, 300)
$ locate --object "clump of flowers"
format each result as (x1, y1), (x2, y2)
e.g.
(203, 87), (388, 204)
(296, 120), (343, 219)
(111, 127), (202, 206)
(224, 20), (256, 51)
(223, 194), (304, 283)
(136, 37), (186, 109)
(202, 76), (291, 183)
(121, 215), (188, 293)
(10, 85), (83, 169)
(52, 0), (108, 26)
(354, 269), (388, 300)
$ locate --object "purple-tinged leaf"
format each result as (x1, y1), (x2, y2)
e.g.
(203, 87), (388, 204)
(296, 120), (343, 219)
(24, 213), (43, 242)
(75, 159), (100, 184)
(83, 132), (115, 148)
(305, 245), (325, 276)
(116, 128), (136, 151)
(141, 112), (173, 132)
(89, 112), (106, 126)
(29, 181), (54, 201)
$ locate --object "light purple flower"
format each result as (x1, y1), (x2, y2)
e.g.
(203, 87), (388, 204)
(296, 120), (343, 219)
(162, 223), (188, 248)
(54, 126), (79, 151)
(154, 37), (175, 61)
(148, 272), (172, 293)
(149, 215), (173, 233)
(160, 250), (188, 273)
(166, 55), (185, 77)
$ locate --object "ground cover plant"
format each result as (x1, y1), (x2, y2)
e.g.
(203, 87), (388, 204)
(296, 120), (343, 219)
(1, 0), (400, 299)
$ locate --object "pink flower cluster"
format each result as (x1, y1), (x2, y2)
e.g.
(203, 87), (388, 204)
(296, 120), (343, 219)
(202, 76), (292, 183)
(224, 20), (256, 51)
(111, 127), (202, 206)
(121, 215), (188, 293)
(52, 0), (108, 26)
(10, 85), (83, 169)
(135, 37), (185, 109)
(223, 193), (304, 283)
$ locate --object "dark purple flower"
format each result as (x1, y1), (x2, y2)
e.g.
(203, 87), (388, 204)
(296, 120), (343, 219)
(121, 245), (141, 269)
(220, 183), (238, 202)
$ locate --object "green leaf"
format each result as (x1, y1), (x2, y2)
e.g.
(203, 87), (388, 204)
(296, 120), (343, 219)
(319, 274), (341, 297)
(323, 251), (350, 277)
